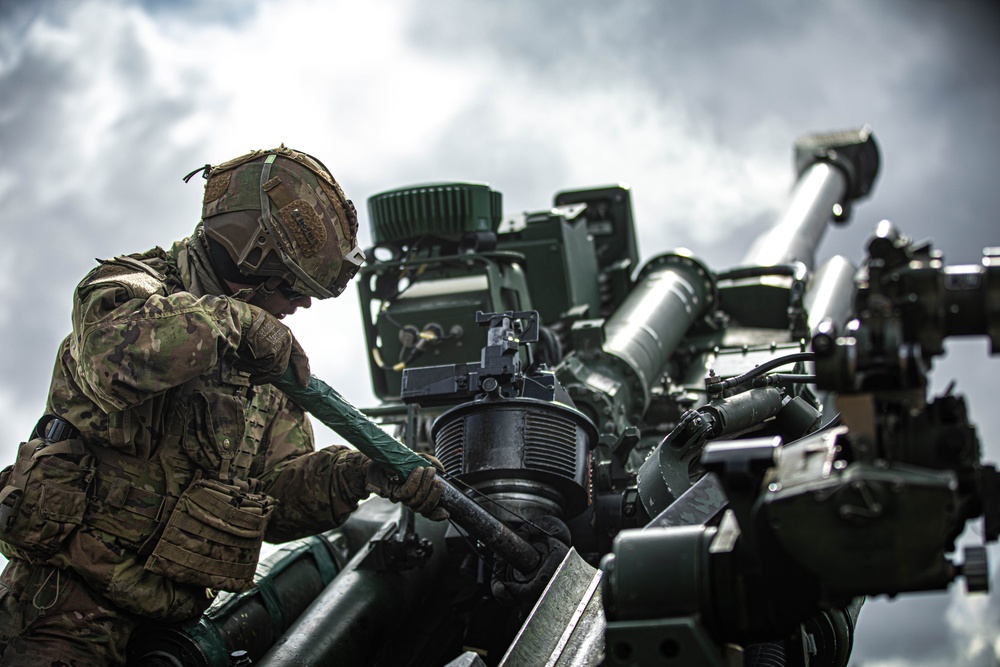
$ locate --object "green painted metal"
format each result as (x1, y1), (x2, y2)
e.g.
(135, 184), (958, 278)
(368, 182), (502, 244)
(495, 208), (602, 326)
(358, 251), (532, 401)
(129, 532), (345, 666)
(276, 369), (427, 479)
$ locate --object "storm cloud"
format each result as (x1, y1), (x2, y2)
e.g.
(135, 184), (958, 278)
(1, 1), (998, 664)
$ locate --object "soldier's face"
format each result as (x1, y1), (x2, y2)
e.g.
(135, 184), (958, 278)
(224, 280), (313, 320)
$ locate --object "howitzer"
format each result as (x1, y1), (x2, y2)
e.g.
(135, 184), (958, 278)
(127, 127), (999, 667)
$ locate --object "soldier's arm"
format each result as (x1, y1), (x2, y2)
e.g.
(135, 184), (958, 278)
(253, 395), (371, 543)
(70, 270), (256, 413)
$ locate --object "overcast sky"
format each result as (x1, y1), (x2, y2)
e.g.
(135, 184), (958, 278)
(1, 1), (998, 664)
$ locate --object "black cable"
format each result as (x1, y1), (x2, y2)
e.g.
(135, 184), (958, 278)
(752, 373), (817, 388)
(718, 352), (816, 392)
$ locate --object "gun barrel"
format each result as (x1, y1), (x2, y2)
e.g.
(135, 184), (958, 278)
(742, 161), (847, 271)
(744, 127), (880, 271)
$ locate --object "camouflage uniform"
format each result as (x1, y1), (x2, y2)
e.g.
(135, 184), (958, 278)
(0, 149), (384, 665)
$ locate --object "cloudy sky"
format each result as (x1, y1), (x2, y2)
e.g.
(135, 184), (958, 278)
(1, 0), (998, 664)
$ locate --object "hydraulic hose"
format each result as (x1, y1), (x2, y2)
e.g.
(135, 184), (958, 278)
(714, 352), (816, 393)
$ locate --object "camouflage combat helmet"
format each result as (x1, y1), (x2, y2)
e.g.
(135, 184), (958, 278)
(192, 146), (365, 300)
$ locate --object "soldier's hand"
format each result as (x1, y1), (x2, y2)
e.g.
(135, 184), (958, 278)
(365, 458), (449, 521)
(236, 306), (311, 386)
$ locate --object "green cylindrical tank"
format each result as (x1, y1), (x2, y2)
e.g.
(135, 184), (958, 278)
(126, 532), (347, 666)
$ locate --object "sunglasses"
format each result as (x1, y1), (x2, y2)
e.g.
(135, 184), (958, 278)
(278, 283), (308, 301)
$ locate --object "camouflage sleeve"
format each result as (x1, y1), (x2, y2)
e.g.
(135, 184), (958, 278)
(255, 396), (370, 543)
(70, 278), (256, 413)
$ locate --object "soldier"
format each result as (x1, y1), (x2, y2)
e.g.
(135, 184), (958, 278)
(0, 146), (446, 666)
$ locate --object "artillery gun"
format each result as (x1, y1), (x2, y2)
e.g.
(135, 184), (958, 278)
(128, 127), (999, 666)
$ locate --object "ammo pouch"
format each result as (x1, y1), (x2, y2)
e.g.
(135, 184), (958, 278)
(144, 477), (275, 593)
(0, 437), (94, 559)
(83, 446), (168, 551)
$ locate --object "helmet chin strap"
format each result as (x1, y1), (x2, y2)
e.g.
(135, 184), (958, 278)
(229, 275), (284, 303)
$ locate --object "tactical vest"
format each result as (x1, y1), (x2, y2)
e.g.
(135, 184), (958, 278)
(0, 253), (279, 620)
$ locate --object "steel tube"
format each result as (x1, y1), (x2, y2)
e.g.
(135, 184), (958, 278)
(742, 162), (848, 271)
(602, 253), (715, 412)
(804, 255), (858, 333)
(256, 505), (449, 667)
(440, 481), (543, 573)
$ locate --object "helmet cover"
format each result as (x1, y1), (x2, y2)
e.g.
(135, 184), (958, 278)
(199, 146), (364, 299)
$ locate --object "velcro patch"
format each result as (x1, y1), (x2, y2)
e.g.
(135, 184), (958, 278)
(279, 200), (327, 256)
(88, 271), (165, 301)
(204, 173), (231, 204)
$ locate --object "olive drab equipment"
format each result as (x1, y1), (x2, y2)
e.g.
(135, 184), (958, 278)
(0, 432), (94, 561)
(0, 413), (275, 596)
(194, 146), (365, 300)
